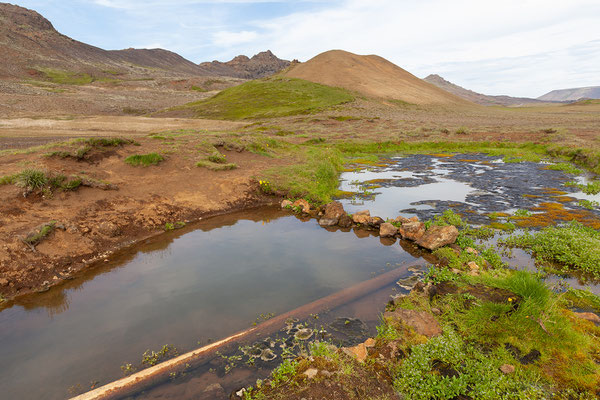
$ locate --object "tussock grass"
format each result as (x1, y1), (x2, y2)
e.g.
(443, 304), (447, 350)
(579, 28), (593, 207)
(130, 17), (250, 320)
(124, 153), (164, 166)
(177, 77), (354, 120)
(196, 160), (237, 170)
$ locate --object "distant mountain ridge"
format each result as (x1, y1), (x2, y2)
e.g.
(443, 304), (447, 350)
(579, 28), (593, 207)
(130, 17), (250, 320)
(0, 3), (289, 80)
(423, 74), (546, 106)
(199, 50), (291, 79)
(537, 86), (600, 102)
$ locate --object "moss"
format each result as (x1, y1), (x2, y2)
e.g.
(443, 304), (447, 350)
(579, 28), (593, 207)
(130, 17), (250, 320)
(38, 68), (94, 85)
(124, 153), (164, 166)
(175, 77), (355, 120)
(196, 160), (238, 171)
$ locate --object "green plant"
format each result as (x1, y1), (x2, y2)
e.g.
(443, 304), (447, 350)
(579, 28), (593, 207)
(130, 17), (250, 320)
(208, 152), (227, 163)
(15, 169), (48, 190)
(22, 221), (57, 246)
(423, 266), (459, 284)
(124, 153), (164, 166)
(545, 162), (583, 175)
(455, 126), (469, 135)
(578, 199), (599, 210)
(141, 345), (178, 367)
(514, 209), (532, 217)
(164, 222), (186, 231)
(196, 160), (238, 171)
(0, 174), (17, 185)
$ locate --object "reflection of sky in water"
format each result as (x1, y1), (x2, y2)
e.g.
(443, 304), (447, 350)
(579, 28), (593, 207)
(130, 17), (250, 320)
(0, 213), (416, 400)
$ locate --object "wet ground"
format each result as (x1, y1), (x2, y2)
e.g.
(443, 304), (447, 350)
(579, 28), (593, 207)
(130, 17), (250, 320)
(2, 153), (599, 400)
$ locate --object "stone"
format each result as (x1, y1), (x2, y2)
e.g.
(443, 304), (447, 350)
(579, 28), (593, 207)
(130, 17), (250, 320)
(466, 247), (479, 255)
(369, 216), (385, 228)
(338, 214), (353, 228)
(383, 308), (442, 338)
(574, 312), (600, 324)
(352, 210), (370, 224)
(499, 364), (515, 374)
(97, 221), (120, 237)
(398, 221), (426, 241)
(343, 342), (368, 362)
(303, 368), (318, 379)
(318, 218), (338, 227)
(323, 201), (345, 220)
(0, 278), (8, 286)
(467, 261), (480, 271)
(390, 216), (410, 225)
(281, 199), (292, 208)
(292, 199), (310, 213)
(431, 307), (442, 315)
(416, 225), (459, 251)
(364, 338), (376, 348)
(379, 222), (397, 237)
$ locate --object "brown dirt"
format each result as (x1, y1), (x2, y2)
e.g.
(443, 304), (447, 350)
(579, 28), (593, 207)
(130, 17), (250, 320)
(285, 50), (472, 106)
(0, 133), (287, 301)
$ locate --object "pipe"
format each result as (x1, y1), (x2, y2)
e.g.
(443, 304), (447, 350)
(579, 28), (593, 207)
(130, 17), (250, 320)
(72, 261), (418, 400)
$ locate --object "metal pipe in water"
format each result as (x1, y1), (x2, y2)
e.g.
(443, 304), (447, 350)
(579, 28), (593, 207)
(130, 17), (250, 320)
(72, 261), (419, 400)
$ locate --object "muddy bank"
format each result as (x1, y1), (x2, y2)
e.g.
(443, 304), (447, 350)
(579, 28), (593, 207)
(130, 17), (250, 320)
(0, 135), (287, 302)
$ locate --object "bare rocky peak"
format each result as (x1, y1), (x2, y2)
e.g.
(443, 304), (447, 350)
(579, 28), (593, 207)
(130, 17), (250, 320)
(198, 50), (291, 79)
(0, 3), (55, 31)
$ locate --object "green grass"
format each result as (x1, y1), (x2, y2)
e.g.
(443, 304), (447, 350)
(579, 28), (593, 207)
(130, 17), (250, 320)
(502, 221), (600, 278)
(196, 160), (238, 171)
(0, 174), (17, 185)
(176, 77), (354, 120)
(124, 153), (165, 166)
(39, 68), (94, 85)
(15, 169), (48, 190)
(545, 162), (583, 175)
(23, 221), (57, 245)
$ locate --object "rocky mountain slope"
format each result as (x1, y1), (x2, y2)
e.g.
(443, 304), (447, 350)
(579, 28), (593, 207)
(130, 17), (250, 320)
(285, 50), (472, 106)
(424, 74), (546, 106)
(537, 86), (600, 102)
(198, 50), (291, 79)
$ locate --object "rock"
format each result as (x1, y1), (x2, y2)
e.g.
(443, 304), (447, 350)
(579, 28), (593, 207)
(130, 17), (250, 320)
(574, 312), (600, 324)
(303, 368), (318, 379)
(390, 216), (410, 225)
(408, 216), (419, 222)
(338, 214), (353, 228)
(203, 383), (226, 396)
(364, 338), (376, 348)
(323, 201), (345, 220)
(398, 221), (426, 241)
(466, 247), (478, 255)
(379, 223), (397, 237)
(431, 307), (442, 315)
(0, 278), (8, 286)
(343, 342), (368, 362)
(281, 199), (292, 208)
(451, 268), (462, 274)
(499, 364), (515, 374)
(318, 218), (338, 227)
(292, 199), (310, 213)
(369, 216), (385, 228)
(383, 308), (442, 338)
(416, 225), (459, 251)
(352, 210), (370, 224)
(467, 261), (480, 271)
(97, 221), (120, 237)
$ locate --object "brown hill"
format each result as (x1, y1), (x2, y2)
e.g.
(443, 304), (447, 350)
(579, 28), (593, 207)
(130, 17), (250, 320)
(284, 50), (472, 106)
(198, 50), (291, 79)
(537, 86), (600, 102)
(424, 74), (548, 106)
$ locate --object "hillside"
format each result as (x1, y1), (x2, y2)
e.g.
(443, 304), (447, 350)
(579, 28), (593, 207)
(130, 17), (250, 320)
(284, 50), (472, 106)
(198, 50), (291, 79)
(424, 74), (546, 106)
(538, 86), (600, 102)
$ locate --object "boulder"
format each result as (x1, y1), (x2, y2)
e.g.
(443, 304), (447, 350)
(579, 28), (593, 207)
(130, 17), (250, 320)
(292, 199), (310, 213)
(416, 225), (459, 250)
(390, 216), (410, 225)
(338, 214), (353, 228)
(319, 201), (345, 226)
(281, 199), (292, 208)
(318, 218), (338, 227)
(398, 221), (426, 241)
(352, 210), (370, 224)
(303, 368), (319, 379)
(499, 364), (515, 374)
(383, 308), (442, 338)
(379, 222), (397, 237)
(97, 221), (120, 237)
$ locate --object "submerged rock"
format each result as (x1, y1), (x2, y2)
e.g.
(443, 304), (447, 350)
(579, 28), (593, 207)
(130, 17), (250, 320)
(416, 225), (459, 250)
(379, 222), (397, 237)
(294, 328), (314, 340)
(260, 348), (277, 361)
(338, 214), (353, 228)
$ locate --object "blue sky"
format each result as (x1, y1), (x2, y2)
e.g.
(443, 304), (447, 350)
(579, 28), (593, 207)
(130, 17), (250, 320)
(10, 0), (600, 98)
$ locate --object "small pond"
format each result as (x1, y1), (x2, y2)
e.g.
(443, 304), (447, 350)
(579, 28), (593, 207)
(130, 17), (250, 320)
(1, 153), (599, 400)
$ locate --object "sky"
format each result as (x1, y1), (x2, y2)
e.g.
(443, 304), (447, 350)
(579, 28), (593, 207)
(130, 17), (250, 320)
(10, 0), (600, 97)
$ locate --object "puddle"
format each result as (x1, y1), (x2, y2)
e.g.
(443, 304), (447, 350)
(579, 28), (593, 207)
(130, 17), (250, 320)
(0, 208), (419, 400)
(2, 153), (600, 400)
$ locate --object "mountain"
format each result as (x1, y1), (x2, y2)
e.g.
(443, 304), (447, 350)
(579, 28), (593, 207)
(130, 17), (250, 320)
(537, 86), (600, 102)
(423, 74), (546, 106)
(0, 3), (289, 80)
(198, 50), (291, 79)
(284, 50), (472, 106)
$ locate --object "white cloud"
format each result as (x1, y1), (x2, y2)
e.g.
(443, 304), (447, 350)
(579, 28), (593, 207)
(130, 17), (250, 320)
(213, 30), (259, 47)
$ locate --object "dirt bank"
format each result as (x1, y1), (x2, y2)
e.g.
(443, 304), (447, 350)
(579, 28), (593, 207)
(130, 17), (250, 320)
(0, 132), (287, 302)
